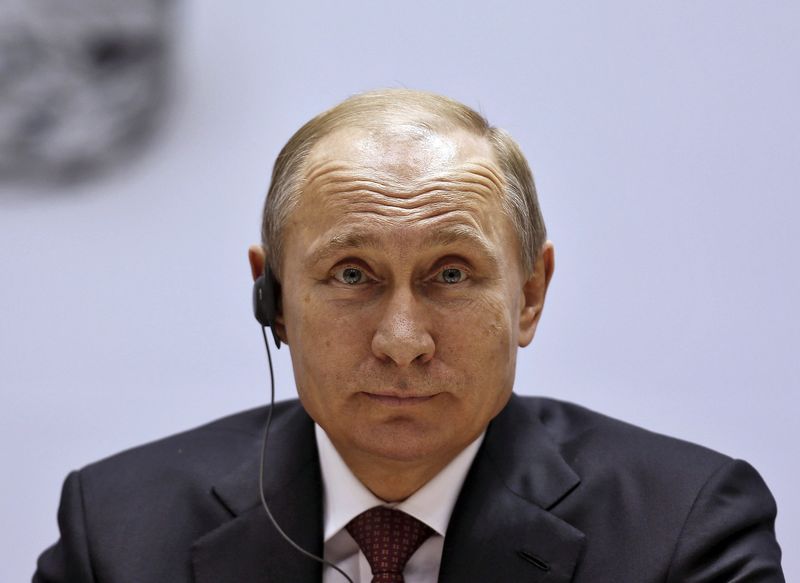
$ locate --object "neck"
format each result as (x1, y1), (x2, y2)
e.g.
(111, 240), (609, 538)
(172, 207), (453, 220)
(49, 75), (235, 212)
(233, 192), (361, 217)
(336, 447), (463, 502)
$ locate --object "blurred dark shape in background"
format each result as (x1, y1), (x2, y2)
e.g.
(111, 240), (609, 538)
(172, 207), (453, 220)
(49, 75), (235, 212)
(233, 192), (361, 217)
(0, 0), (174, 184)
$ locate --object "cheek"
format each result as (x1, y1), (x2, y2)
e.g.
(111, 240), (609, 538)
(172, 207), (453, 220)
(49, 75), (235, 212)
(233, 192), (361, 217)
(286, 296), (330, 378)
(287, 295), (370, 385)
(436, 293), (516, 371)
(473, 291), (516, 343)
(481, 294), (517, 343)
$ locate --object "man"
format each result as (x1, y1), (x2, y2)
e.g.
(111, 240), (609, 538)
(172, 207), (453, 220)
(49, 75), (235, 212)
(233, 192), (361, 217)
(34, 89), (784, 582)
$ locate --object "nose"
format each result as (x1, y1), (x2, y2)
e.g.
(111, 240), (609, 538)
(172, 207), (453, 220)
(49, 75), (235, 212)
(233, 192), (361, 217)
(371, 289), (435, 367)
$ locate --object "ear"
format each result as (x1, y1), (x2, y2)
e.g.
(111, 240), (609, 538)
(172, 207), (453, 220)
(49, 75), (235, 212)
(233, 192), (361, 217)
(248, 244), (289, 345)
(518, 241), (555, 348)
(248, 244), (266, 281)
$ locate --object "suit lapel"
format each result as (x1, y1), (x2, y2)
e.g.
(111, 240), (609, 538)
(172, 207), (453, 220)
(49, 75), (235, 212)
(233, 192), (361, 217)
(189, 395), (584, 582)
(439, 395), (585, 582)
(191, 403), (324, 583)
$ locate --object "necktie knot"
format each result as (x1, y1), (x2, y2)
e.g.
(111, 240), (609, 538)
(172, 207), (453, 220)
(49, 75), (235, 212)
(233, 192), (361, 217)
(345, 506), (434, 583)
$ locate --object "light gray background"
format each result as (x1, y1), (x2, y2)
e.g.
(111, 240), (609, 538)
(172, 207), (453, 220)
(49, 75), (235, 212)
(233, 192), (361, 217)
(1, 1), (797, 580)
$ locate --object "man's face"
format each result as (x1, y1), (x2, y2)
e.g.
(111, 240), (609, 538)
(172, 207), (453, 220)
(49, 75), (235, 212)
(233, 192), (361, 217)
(271, 126), (551, 467)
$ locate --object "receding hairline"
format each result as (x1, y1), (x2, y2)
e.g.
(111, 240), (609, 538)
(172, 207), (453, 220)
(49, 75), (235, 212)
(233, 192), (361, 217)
(261, 88), (546, 279)
(299, 90), (495, 183)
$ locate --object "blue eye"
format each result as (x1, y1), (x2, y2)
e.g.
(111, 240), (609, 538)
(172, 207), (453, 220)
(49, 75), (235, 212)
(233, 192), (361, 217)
(438, 267), (466, 284)
(334, 266), (366, 285)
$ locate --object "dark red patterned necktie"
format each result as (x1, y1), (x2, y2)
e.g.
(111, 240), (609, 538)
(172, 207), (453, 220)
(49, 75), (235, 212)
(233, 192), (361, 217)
(345, 506), (434, 583)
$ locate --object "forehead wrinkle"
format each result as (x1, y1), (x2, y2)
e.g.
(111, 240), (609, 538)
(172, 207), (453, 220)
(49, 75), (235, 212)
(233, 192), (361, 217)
(304, 159), (348, 184)
(306, 170), (504, 223)
(340, 201), (487, 225)
(319, 184), (495, 213)
(304, 157), (505, 202)
(304, 162), (394, 196)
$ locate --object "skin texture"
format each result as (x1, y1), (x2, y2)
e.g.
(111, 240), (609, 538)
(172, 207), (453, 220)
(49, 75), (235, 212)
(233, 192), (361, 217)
(249, 126), (554, 501)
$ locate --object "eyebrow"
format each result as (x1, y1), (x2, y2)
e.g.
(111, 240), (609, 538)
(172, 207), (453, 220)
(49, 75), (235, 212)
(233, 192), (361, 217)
(306, 224), (502, 268)
(306, 232), (382, 266)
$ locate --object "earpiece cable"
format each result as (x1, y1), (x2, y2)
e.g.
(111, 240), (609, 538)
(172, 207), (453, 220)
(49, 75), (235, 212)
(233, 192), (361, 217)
(258, 326), (355, 583)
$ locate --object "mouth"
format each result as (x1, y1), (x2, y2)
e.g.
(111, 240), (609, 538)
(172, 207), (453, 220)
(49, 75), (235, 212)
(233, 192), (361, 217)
(361, 392), (439, 406)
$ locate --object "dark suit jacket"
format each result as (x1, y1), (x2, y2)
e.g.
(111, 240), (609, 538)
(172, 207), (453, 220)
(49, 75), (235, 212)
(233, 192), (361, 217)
(34, 395), (784, 582)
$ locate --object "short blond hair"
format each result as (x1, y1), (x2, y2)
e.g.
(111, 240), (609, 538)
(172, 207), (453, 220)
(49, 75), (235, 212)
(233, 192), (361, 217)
(261, 89), (546, 277)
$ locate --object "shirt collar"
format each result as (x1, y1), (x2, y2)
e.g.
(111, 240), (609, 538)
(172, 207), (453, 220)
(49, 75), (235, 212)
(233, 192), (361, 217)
(315, 423), (485, 541)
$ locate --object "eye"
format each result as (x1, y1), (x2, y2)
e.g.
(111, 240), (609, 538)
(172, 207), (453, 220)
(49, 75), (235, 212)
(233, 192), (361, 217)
(435, 267), (468, 284)
(332, 266), (369, 285)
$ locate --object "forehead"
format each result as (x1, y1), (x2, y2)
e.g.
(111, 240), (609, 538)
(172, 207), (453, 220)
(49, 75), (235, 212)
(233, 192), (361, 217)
(285, 125), (516, 263)
(299, 125), (506, 215)
(306, 125), (496, 178)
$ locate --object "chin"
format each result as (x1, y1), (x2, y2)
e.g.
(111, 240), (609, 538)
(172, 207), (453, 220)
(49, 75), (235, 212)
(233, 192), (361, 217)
(350, 421), (454, 463)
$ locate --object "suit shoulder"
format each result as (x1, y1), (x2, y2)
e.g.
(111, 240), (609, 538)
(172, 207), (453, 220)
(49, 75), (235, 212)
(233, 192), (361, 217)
(43, 399), (311, 580)
(515, 395), (731, 478)
(509, 397), (783, 580)
(78, 399), (304, 494)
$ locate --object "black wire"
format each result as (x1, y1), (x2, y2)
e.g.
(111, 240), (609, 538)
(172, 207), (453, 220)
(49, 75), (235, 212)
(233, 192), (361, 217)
(258, 325), (355, 583)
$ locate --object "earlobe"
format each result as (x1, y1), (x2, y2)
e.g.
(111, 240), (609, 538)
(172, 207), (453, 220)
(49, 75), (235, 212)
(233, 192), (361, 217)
(518, 241), (555, 347)
(273, 306), (288, 346)
(273, 317), (289, 346)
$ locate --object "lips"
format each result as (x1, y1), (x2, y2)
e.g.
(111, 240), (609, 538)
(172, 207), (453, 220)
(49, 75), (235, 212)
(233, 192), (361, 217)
(362, 392), (438, 406)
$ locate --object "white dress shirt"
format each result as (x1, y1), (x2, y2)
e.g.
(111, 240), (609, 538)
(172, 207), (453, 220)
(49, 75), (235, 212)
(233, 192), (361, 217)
(315, 424), (485, 583)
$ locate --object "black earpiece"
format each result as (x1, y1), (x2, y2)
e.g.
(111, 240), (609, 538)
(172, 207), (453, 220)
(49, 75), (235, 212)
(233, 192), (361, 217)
(253, 265), (282, 349)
